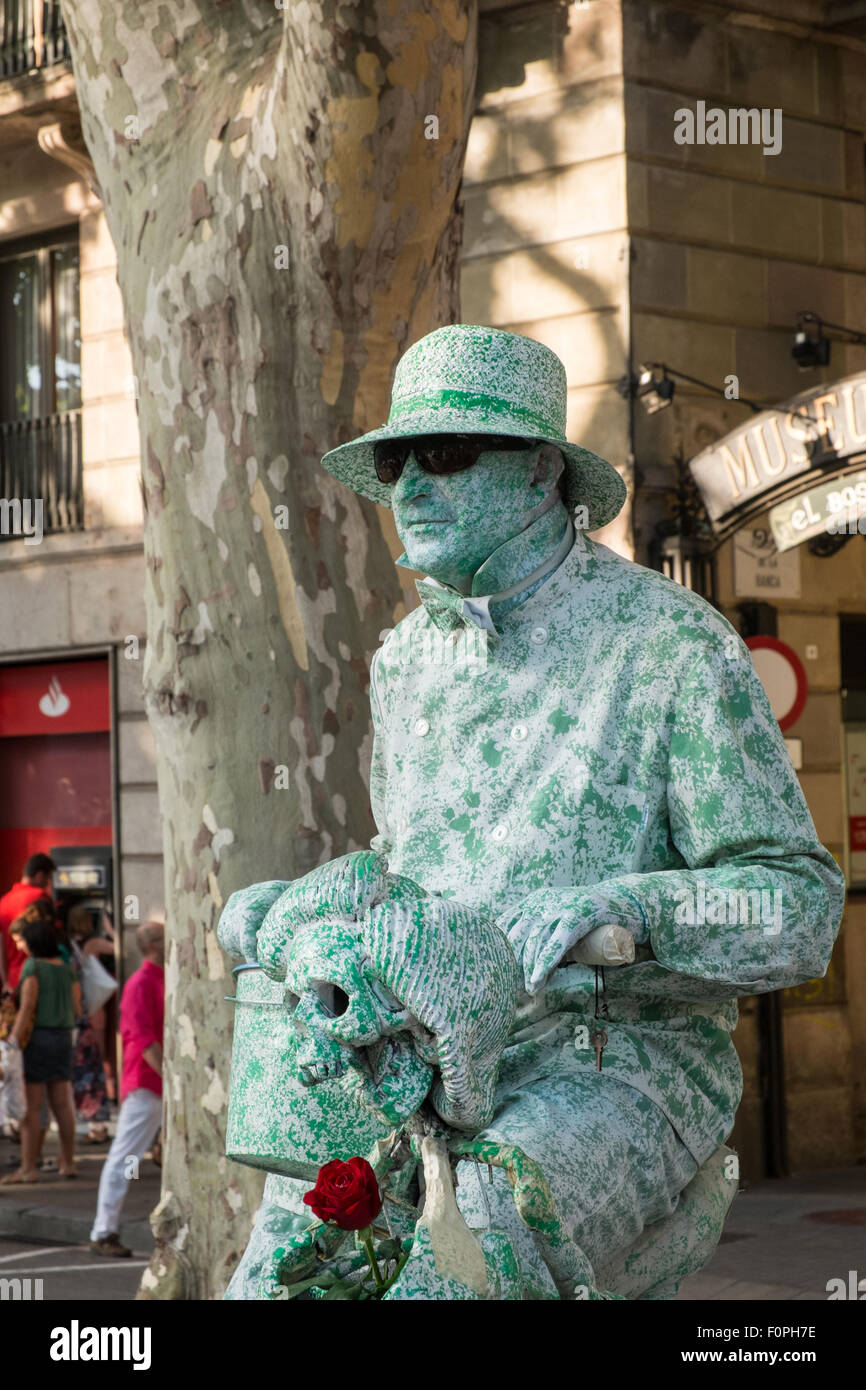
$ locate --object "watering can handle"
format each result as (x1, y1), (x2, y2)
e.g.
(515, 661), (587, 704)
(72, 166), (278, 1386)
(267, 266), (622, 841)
(567, 923), (636, 966)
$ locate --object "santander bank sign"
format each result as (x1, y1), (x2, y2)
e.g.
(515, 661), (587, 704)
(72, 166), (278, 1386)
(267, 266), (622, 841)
(39, 676), (72, 718)
(0, 660), (109, 737)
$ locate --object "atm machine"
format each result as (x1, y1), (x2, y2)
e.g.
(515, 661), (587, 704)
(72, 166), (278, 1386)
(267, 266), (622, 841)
(50, 844), (114, 934)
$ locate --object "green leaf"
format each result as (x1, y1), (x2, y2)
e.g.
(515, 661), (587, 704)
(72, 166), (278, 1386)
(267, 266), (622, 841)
(277, 1253), (318, 1284)
(375, 1237), (402, 1261)
(379, 1249), (412, 1294)
(321, 1279), (364, 1300)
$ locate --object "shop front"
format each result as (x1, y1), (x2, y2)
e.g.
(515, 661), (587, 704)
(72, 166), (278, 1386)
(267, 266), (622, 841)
(0, 654), (114, 907)
(687, 373), (866, 1177)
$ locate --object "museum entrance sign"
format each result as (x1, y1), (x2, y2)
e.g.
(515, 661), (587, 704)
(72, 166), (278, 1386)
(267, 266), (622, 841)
(688, 370), (866, 540)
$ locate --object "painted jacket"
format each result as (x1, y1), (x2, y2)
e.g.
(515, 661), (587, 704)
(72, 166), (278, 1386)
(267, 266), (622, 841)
(368, 527), (846, 1165)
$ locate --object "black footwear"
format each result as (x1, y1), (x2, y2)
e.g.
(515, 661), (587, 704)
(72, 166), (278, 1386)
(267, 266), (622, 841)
(89, 1233), (132, 1258)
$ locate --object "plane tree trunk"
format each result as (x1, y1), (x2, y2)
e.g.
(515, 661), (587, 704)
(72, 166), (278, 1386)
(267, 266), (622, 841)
(59, 0), (476, 1298)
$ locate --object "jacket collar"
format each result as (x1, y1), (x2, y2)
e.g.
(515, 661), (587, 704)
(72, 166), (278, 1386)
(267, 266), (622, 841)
(412, 514), (576, 638)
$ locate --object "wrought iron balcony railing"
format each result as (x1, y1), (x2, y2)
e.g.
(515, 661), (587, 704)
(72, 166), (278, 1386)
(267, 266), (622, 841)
(0, 0), (69, 78)
(0, 410), (82, 541)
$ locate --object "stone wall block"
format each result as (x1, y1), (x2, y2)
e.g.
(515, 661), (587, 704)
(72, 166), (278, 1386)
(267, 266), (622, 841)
(622, 2), (726, 93)
(786, 1089), (855, 1170)
(119, 716), (158, 785)
(794, 772), (843, 845)
(776, 614), (840, 692)
(686, 245), (767, 323)
(464, 156), (627, 258)
(633, 311), (736, 387)
(463, 232), (628, 326)
(0, 566), (70, 649)
(120, 787), (163, 859)
(645, 166), (732, 242)
(68, 554), (147, 644)
(732, 184), (822, 262)
(734, 325), (813, 403)
(512, 306), (628, 386)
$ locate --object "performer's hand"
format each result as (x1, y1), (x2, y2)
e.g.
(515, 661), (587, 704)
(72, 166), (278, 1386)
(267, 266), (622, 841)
(361, 895), (518, 1130)
(499, 883), (649, 995)
(256, 851), (393, 978)
(219, 851), (401, 969)
(218, 880), (295, 963)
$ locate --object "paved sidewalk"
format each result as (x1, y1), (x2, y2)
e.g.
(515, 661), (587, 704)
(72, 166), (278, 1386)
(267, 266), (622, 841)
(2, 1128), (863, 1299)
(0, 1130), (158, 1252)
(676, 1165), (866, 1301)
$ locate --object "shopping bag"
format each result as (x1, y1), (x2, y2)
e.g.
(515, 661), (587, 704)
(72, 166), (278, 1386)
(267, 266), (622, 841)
(77, 949), (117, 1015)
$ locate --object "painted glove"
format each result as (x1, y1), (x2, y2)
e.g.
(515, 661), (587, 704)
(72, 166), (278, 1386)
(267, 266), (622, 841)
(218, 879), (295, 964)
(362, 897), (519, 1130)
(218, 851), (402, 969)
(499, 882), (650, 995)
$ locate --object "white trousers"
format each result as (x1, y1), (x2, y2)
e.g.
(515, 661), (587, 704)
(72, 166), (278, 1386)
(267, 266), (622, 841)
(90, 1088), (162, 1241)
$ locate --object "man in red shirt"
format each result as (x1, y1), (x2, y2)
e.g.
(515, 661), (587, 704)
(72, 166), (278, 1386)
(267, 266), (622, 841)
(89, 921), (164, 1258)
(0, 853), (55, 994)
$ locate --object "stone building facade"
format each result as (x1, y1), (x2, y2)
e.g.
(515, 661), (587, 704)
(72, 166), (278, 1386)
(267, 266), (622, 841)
(0, 35), (159, 977)
(1, 0), (864, 1174)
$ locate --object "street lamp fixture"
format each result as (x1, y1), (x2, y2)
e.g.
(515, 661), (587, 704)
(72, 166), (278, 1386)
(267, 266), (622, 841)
(792, 311), (866, 370)
(619, 363), (763, 416)
(635, 365), (675, 414)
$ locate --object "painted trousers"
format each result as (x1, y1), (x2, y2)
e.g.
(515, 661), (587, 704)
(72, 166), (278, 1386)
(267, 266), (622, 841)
(224, 1070), (699, 1301)
(90, 1088), (162, 1242)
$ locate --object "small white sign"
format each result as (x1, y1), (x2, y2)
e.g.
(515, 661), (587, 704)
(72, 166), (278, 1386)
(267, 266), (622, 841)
(733, 526), (801, 598)
(784, 737), (803, 770)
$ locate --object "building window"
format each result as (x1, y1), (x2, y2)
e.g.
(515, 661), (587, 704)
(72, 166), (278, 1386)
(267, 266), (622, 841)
(0, 228), (83, 539)
(0, 2), (70, 77)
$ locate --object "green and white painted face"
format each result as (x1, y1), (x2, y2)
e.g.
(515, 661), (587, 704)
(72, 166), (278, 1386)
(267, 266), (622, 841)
(391, 442), (564, 591)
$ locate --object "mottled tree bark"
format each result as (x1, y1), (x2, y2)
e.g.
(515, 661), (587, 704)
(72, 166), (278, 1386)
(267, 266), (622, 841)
(59, 0), (476, 1298)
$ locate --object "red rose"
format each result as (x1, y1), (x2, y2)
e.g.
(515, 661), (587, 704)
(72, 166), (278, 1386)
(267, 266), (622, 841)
(303, 1156), (382, 1231)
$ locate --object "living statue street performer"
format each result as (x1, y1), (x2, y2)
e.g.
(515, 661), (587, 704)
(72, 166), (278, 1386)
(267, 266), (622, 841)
(218, 325), (844, 1300)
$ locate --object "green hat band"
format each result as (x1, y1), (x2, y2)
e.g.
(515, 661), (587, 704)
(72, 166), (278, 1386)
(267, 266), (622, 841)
(388, 389), (559, 440)
(319, 325), (627, 531)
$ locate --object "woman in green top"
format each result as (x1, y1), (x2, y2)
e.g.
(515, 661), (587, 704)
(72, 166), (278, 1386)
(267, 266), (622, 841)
(1, 915), (81, 1184)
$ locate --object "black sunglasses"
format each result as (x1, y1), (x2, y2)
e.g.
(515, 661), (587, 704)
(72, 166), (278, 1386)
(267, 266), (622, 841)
(373, 433), (536, 485)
